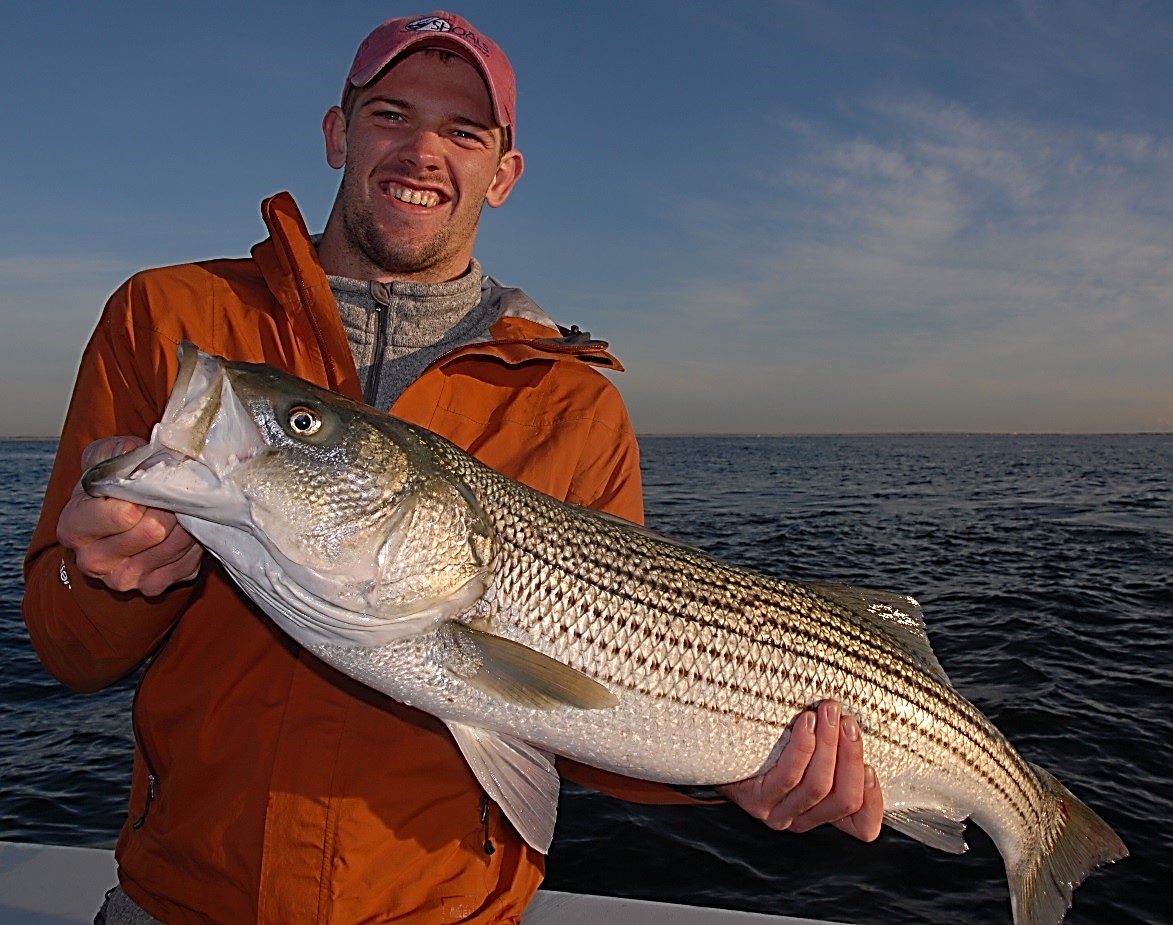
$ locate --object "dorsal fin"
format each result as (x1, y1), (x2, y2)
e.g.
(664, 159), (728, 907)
(586, 508), (704, 553)
(804, 583), (952, 684)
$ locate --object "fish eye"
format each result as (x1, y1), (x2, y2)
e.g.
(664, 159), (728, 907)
(287, 406), (322, 436)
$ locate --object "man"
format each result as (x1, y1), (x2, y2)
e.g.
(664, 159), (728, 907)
(23, 12), (881, 924)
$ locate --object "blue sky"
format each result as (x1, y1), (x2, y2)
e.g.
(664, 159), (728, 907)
(2, 1), (1171, 436)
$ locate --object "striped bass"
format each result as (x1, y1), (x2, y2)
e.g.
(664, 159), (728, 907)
(83, 344), (1127, 925)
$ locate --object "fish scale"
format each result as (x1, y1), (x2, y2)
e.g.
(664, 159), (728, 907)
(471, 486), (1021, 839)
(470, 461), (1058, 840)
(437, 428), (1084, 910)
(82, 344), (1127, 925)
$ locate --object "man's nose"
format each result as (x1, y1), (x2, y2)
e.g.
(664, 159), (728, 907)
(398, 129), (443, 169)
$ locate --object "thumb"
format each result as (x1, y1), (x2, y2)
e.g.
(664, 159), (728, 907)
(80, 435), (147, 471)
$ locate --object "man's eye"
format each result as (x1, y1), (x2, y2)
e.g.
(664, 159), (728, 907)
(450, 129), (489, 146)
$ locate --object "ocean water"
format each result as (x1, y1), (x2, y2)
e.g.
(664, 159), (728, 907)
(2, 435), (1168, 924)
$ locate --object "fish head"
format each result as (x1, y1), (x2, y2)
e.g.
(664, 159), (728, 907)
(84, 342), (493, 647)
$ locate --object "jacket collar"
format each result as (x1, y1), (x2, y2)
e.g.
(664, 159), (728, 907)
(250, 192), (625, 387)
(251, 193), (364, 399)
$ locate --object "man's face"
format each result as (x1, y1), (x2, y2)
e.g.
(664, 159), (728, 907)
(321, 50), (523, 282)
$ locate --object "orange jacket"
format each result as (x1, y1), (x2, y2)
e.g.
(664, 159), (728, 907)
(23, 193), (691, 924)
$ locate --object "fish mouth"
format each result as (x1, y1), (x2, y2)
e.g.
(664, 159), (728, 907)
(83, 342), (265, 511)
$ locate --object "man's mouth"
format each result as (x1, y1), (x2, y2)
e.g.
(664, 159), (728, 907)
(384, 182), (443, 209)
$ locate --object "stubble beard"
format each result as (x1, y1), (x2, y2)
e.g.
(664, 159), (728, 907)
(336, 170), (479, 280)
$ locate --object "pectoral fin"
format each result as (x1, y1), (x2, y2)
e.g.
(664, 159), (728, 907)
(440, 623), (618, 710)
(445, 721), (561, 853)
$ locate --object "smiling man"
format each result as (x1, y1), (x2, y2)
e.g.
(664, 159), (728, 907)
(319, 43), (524, 282)
(24, 11), (880, 924)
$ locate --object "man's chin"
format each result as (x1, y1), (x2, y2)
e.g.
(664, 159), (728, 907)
(350, 227), (445, 277)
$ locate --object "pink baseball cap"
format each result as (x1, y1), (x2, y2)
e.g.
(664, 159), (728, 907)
(342, 12), (517, 146)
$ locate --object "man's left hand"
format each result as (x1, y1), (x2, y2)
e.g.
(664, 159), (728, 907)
(717, 699), (884, 842)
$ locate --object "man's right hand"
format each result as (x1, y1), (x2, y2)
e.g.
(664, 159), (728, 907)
(57, 436), (203, 597)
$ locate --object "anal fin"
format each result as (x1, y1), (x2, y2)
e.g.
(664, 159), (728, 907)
(884, 806), (970, 855)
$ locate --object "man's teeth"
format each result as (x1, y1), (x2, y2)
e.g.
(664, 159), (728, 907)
(390, 185), (440, 208)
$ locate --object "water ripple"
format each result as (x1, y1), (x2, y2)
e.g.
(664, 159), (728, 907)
(4, 435), (1168, 923)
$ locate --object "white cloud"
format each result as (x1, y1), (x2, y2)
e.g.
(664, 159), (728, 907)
(617, 96), (1173, 432)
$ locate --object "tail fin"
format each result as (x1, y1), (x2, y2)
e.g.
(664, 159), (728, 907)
(1009, 766), (1128, 925)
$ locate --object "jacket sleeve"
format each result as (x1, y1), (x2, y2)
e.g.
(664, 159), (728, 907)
(22, 277), (199, 693)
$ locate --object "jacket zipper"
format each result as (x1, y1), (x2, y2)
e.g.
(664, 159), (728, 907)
(127, 651), (167, 830)
(128, 658), (164, 830)
(131, 773), (158, 830)
(480, 794), (496, 855)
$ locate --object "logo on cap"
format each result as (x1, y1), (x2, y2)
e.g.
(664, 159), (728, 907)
(406, 16), (452, 33)
(404, 15), (490, 55)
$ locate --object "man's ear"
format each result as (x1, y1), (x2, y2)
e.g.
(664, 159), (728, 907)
(485, 149), (525, 208)
(323, 106), (347, 170)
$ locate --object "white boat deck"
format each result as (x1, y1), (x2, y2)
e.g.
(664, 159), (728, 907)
(0, 841), (841, 924)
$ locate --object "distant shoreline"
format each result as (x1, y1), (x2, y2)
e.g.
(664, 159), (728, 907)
(2, 432), (1170, 442)
(0, 436), (59, 441)
(638, 431), (1173, 438)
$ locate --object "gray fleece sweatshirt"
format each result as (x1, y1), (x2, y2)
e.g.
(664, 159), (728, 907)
(328, 258), (561, 410)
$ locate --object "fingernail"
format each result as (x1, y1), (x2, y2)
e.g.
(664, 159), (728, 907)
(803, 711), (817, 734)
(842, 715), (859, 741)
(864, 766), (877, 789)
(822, 700), (840, 725)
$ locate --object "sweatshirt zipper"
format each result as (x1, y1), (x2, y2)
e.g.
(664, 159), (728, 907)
(364, 282), (392, 405)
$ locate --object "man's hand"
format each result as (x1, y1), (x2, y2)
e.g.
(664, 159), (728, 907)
(57, 436), (203, 598)
(717, 699), (883, 842)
